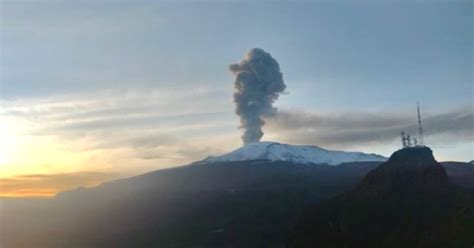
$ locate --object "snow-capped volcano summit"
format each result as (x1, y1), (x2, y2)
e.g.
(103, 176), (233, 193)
(200, 141), (387, 166)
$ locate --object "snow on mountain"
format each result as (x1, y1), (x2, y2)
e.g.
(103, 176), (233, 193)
(200, 141), (387, 166)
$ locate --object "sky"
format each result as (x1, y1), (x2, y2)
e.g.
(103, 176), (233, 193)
(1, 0), (472, 197)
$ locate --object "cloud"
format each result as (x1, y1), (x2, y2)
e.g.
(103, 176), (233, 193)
(41, 111), (231, 135)
(265, 106), (473, 148)
(0, 89), (241, 180)
(2, 88), (472, 197)
(1, 88), (235, 136)
(0, 171), (122, 197)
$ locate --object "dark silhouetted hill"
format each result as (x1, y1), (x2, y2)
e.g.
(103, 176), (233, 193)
(289, 146), (474, 248)
(442, 161), (474, 189)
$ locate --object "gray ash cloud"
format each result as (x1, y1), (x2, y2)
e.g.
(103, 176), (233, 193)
(230, 48), (286, 145)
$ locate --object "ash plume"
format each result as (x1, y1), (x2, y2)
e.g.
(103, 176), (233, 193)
(230, 48), (286, 145)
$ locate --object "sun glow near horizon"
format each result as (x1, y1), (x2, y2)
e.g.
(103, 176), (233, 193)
(0, 96), (242, 197)
(0, 120), (108, 197)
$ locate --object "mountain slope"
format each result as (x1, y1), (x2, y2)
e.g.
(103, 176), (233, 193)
(201, 141), (387, 165)
(443, 161), (474, 189)
(289, 146), (474, 248)
(1, 146), (472, 247)
(1, 161), (381, 248)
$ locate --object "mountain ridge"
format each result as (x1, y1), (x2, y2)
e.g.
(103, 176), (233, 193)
(1, 145), (473, 247)
(199, 141), (387, 166)
(289, 146), (474, 248)
(358, 146), (449, 191)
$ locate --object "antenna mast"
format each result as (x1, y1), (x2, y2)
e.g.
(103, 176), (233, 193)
(417, 102), (424, 146)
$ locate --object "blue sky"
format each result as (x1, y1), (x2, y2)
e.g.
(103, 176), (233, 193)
(0, 0), (472, 195)
(3, 1), (472, 109)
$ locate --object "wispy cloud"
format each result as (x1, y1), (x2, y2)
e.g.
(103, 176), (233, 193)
(2, 88), (472, 197)
(0, 88), (240, 180)
(266, 106), (473, 148)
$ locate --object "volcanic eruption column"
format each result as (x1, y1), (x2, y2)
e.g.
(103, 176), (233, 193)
(230, 48), (286, 145)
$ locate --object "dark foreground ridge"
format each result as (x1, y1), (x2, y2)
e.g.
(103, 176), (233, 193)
(289, 146), (474, 248)
(0, 161), (383, 248)
(1, 147), (473, 247)
(359, 146), (449, 190)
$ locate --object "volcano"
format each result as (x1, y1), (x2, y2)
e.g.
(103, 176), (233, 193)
(200, 141), (387, 165)
(1, 145), (473, 247)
